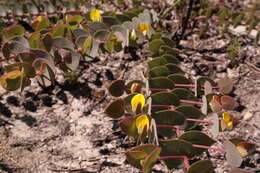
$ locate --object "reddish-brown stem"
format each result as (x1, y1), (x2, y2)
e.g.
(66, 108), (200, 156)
(151, 104), (175, 110)
(158, 156), (190, 169)
(180, 99), (203, 105)
(192, 144), (226, 152)
(186, 118), (213, 125)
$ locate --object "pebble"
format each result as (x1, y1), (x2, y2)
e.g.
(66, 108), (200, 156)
(243, 111), (253, 121)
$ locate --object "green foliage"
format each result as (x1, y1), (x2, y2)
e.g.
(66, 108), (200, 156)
(0, 2), (155, 91)
(105, 26), (250, 172)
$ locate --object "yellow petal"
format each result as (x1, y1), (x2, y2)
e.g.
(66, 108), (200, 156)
(136, 114), (149, 135)
(90, 9), (101, 22)
(130, 29), (137, 40)
(138, 23), (150, 36)
(223, 112), (231, 124)
(130, 83), (141, 93)
(236, 145), (248, 157)
(131, 94), (145, 113)
(222, 112), (233, 130)
(36, 16), (43, 22)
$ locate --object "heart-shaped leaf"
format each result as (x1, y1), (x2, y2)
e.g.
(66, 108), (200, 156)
(126, 144), (159, 169)
(187, 160), (214, 173)
(149, 39), (165, 54)
(120, 116), (138, 138)
(152, 91), (180, 107)
(149, 66), (171, 77)
(221, 95), (238, 110)
(159, 139), (194, 169)
(224, 140), (243, 167)
(108, 80), (125, 97)
(175, 105), (205, 129)
(0, 70), (24, 91)
(149, 77), (175, 90)
(217, 77), (233, 94)
(168, 74), (191, 85)
(152, 110), (185, 126)
(179, 130), (215, 155)
(104, 99), (125, 118)
(4, 25), (25, 38)
(142, 147), (161, 173)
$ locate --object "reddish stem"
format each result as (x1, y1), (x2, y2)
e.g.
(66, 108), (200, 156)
(158, 156), (190, 169)
(180, 99), (203, 105)
(192, 144), (226, 152)
(186, 118), (213, 125)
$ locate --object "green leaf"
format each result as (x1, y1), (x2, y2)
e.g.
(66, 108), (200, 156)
(161, 54), (180, 64)
(187, 160), (214, 173)
(152, 110), (185, 126)
(149, 66), (171, 78)
(175, 105), (205, 130)
(104, 99), (125, 118)
(5, 62), (36, 78)
(0, 70), (24, 91)
(142, 147), (161, 173)
(108, 80), (125, 97)
(168, 74), (191, 85)
(66, 15), (83, 29)
(4, 25), (25, 38)
(149, 39), (165, 54)
(120, 116), (138, 138)
(152, 91), (180, 106)
(102, 16), (119, 26)
(126, 144), (158, 169)
(94, 29), (110, 41)
(159, 45), (180, 58)
(148, 57), (168, 69)
(171, 88), (197, 102)
(52, 37), (74, 50)
(159, 139), (193, 169)
(29, 32), (41, 48)
(51, 24), (67, 37)
(165, 63), (184, 74)
(42, 33), (53, 52)
(179, 130), (216, 155)
(149, 77), (174, 90)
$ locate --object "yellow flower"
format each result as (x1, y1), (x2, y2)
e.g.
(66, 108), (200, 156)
(138, 23), (150, 36)
(130, 82), (142, 93)
(90, 9), (101, 22)
(136, 114), (149, 135)
(131, 94), (145, 113)
(36, 16), (44, 22)
(130, 29), (137, 40)
(222, 112), (233, 130)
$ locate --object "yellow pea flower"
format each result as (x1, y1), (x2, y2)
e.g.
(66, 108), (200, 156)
(130, 29), (137, 40)
(130, 83), (142, 93)
(138, 23), (150, 36)
(136, 114), (150, 135)
(90, 9), (101, 22)
(36, 16), (44, 22)
(222, 112), (233, 130)
(131, 94), (145, 113)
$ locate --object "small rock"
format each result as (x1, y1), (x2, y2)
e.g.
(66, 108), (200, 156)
(243, 112), (253, 121)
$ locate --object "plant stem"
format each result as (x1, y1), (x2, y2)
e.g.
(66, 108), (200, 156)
(186, 118), (213, 125)
(192, 144), (226, 152)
